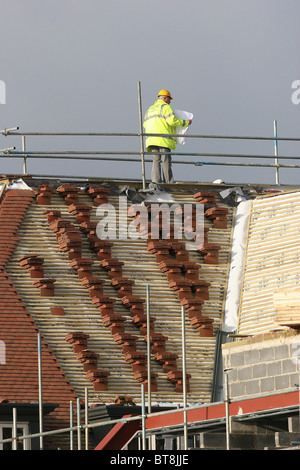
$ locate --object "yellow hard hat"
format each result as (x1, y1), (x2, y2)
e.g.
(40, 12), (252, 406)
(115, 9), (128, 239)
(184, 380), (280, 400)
(157, 89), (173, 100)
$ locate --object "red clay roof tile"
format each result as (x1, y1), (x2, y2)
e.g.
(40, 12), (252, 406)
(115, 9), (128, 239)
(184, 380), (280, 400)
(0, 188), (78, 446)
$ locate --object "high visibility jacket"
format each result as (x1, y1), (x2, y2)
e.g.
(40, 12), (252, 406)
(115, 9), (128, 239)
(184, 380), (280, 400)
(143, 99), (189, 151)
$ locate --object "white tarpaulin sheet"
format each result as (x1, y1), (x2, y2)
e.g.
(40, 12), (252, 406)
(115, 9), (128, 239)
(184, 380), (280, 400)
(0, 178), (32, 197)
(222, 199), (252, 332)
(6, 178), (32, 190)
(143, 188), (175, 204)
(173, 109), (193, 145)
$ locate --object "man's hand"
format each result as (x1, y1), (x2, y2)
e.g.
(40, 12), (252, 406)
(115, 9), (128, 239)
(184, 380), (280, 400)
(188, 119), (192, 125)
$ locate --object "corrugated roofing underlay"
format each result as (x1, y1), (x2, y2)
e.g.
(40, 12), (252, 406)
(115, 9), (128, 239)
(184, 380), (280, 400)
(238, 190), (300, 336)
(4, 182), (234, 406)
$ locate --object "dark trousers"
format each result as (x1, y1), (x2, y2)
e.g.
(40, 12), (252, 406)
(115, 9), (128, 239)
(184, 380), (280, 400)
(150, 146), (174, 184)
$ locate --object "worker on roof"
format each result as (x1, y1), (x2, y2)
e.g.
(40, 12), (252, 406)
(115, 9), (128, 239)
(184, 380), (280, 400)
(143, 89), (192, 184)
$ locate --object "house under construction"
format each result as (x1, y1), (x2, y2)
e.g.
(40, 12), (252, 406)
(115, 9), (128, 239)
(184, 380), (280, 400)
(0, 126), (300, 451)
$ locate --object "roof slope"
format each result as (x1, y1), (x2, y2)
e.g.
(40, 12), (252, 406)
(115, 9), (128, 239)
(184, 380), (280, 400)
(0, 189), (78, 442)
(238, 190), (300, 335)
(1, 182), (234, 407)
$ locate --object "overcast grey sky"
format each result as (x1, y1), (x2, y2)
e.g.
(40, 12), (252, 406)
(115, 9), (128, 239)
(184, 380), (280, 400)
(1, 0), (299, 185)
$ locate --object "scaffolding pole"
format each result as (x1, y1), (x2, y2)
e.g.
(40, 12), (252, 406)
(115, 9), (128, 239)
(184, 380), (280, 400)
(137, 81), (146, 190)
(22, 135), (27, 174)
(1, 388), (299, 449)
(70, 400), (74, 450)
(141, 384), (146, 450)
(4, 149), (300, 161)
(1, 121), (300, 187)
(146, 284), (152, 450)
(85, 387), (89, 450)
(12, 407), (17, 451)
(273, 120), (280, 185)
(2, 127), (300, 141)
(181, 306), (188, 450)
(224, 369), (231, 450)
(146, 284), (151, 417)
(77, 397), (81, 450)
(38, 333), (43, 451)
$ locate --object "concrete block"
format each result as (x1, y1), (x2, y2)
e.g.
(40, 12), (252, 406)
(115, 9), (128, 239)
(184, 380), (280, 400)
(222, 353), (231, 370)
(267, 361), (282, 376)
(245, 349), (260, 365)
(275, 374), (290, 390)
(259, 347), (274, 362)
(261, 377), (275, 393)
(227, 367), (237, 383)
(253, 363), (266, 379)
(230, 351), (245, 367)
(290, 372), (300, 388)
(231, 420), (274, 435)
(282, 358), (297, 374)
(245, 380), (260, 396)
(274, 344), (289, 360)
(237, 366), (253, 381)
(289, 341), (300, 363)
(230, 381), (245, 397)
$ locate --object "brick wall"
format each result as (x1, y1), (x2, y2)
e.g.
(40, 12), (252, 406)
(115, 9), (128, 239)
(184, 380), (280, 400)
(222, 330), (300, 399)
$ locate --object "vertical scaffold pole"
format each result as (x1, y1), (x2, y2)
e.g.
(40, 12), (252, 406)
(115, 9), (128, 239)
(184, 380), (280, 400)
(146, 284), (152, 450)
(181, 306), (188, 450)
(141, 384), (146, 450)
(22, 135), (27, 175)
(224, 369), (231, 450)
(274, 120), (279, 185)
(77, 397), (82, 450)
(138, 81), (146, 190)
(70, 400), (74, 450)
(85, 387), (89, 450)
(146, 284), (151, 415)
(12, 407), (17, 450)
(38, 332), (43, 450)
